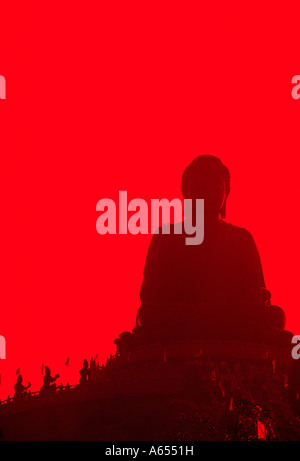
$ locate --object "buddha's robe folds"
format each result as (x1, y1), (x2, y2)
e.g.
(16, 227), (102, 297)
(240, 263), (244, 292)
(137, 221), (284, 342)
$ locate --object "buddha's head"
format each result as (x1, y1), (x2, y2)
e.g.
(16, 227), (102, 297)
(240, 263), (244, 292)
(181, 155), (231, 219)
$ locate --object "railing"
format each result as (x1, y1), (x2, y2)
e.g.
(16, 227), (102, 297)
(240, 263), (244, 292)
(0, 384), (80, 407)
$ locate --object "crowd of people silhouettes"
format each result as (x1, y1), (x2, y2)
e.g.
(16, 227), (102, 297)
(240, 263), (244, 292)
(11, 357), (103, 400)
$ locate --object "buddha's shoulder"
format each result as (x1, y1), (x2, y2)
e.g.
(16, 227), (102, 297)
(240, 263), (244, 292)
(220, 221), (254, 243)
(220, 221), (249, 233)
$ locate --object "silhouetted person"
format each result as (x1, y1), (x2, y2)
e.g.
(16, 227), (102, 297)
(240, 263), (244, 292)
(42, 366), (59, 391)
(135, 155), (289, 345)
(14, 375), (31, 398)
(89, 357), (101, 382)
(79, 359), (90, 385)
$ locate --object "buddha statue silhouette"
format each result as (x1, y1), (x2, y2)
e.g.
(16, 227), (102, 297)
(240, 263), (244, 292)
(115, 155), (292, 351)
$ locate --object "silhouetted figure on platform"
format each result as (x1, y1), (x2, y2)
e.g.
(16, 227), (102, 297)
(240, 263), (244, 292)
(79, 360), (90, 385)
(14, 375), (31, 398)
(131, 155), (291, 346)
(42, 367), (59, 392)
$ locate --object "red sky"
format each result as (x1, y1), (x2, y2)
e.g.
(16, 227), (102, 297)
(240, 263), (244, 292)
(0, 1), (300, 398)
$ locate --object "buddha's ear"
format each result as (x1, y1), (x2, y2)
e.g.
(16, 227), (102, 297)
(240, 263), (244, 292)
(220, 204), (226, 219)
(220, 198), (227, 219)
(221, 191), (230, 219)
